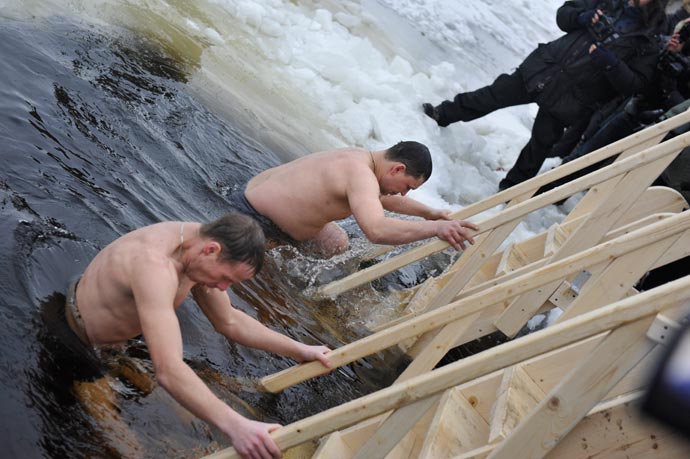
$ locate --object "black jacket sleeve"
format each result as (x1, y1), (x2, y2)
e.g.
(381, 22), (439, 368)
(603, 43), (659, 96)
(557, 0), (600, 33)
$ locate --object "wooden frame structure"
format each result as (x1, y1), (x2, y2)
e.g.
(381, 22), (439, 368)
(199, 111), (690, 459)
(203, 273), (690, 459)
(259, 128), (690, 394)
(258, 209), (690, 391)
(316, 109), (690, 300)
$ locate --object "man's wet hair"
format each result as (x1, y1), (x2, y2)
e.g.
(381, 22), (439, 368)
(384, 141), (433, 181)
(200, 213), (265, 273)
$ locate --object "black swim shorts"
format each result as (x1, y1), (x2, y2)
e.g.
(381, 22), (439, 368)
(228, 189), (296, 245)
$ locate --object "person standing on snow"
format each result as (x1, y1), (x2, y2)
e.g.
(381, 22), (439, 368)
(423, 0), (667, 191)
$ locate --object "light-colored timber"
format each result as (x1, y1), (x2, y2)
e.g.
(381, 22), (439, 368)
(200, 111), (690, 459)
(316, 109), (690, 298)
(202, 275), (690, 459)
(261, 204), (690, 393)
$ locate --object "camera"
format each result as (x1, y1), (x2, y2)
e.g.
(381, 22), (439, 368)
(658, 50), (690, 79)
(589, 13), (618, 45)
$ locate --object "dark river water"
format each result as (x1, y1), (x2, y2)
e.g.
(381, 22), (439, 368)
(0, 16), (414, 458)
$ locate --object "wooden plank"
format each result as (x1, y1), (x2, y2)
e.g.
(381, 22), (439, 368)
(649, 229), (690, 270)
(494, 138), (688, 337)
(260, 212), (690, 393)
(419, 388), (490, 459)
(404, 217), (688, 380)
(557, 232), (685, 322)
(487, 316), (658, 459)
(545, 279), (578, 311)
(543, 224), (568, 257)
(317, 112), (690, 298)
(495, 242), (529, 276)
(420, 222), (521, 313)
(543, 399), (690, 459)
(562, 129), (669, 224)
(312, 420), (380, 459)
(352, 395), (439, 459)
(204, 276), (690, 459)
(452, 445), (494, 459)
(311, 432), (353, 458)
(615, 186), (688, 227)
(488, 366), (546, 444)
(451, 395), (690, 459)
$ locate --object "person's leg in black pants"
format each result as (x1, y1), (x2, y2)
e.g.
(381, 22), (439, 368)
(500, 108), (565, 190)
(536, 109), (641, 196)
(427, 70), (534, 126)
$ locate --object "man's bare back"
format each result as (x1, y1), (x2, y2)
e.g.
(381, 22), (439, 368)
(246, 147), (369, 240)
(76, 221), (195, 345)
(245, 141), (478, 255)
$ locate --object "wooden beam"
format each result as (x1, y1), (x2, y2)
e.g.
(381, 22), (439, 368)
(487, 316), (659, 459)
(494, 138), (688, 337)
(352, 395), (439, 459)
(204, 276), (690, 459)
(488, 365), (546, 444)
(316, 112), (690, 298)
(260, 211), (690, 393)
(557, 232), (685, 322)
(419, 388), (490, 459)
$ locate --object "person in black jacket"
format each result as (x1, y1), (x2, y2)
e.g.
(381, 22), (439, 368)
(536, 8), (690, 198)
(423, 0), (666, 190)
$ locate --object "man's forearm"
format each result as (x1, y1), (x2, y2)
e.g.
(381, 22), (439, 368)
(363, 217), (438, 245)
(380, 195), (433, 218)
(157, 359), (241, 430)
(222, 313), (301, 359)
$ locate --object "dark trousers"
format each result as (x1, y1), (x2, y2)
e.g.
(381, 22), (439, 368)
(536, 109), (640, 195)
(500, 108), (568, 189)
(438, 70), (533, 123)
(437, 70), (569, 189)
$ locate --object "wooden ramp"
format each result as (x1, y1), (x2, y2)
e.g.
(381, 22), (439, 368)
(199, 112), (690, 459)
(317, 122), (690, 374)
(201, 273), (690, 459)
(316, 108), (690, 300)
(251, 208), (690, 395)
(259, 131), (690, 394)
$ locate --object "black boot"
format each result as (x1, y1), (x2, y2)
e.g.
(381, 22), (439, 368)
(422, 103), (450, 127)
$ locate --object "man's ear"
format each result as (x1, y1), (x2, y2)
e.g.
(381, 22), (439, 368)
(202, 241), (222, 255)
(392, 163), (407, 175)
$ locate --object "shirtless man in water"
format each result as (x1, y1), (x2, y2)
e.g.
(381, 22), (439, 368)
(234, 140), (478, 257)
(68, 213), (330, 459)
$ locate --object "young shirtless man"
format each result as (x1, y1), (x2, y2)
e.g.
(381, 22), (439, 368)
(66, 213), (330, 459)
(232, 141), (478, 257)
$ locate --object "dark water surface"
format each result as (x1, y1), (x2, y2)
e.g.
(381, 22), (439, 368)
(0, 16), (390, 458)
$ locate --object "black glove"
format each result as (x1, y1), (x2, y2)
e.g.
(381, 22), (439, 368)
(590, 45), (618, 69)
(578, 9), (597, 27)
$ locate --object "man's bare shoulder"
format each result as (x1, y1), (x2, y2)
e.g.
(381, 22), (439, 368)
(106, 223), (181, 278)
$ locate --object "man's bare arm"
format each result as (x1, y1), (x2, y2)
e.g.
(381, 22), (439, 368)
(348, 171), (477, 249)
(130, 257), (282, 459)
(380, 195), (448, 220)
(192, 286), (331, 368)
